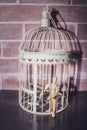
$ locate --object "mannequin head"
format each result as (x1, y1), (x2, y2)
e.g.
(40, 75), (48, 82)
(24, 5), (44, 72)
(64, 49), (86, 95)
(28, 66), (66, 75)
(52, 76), (57, 84)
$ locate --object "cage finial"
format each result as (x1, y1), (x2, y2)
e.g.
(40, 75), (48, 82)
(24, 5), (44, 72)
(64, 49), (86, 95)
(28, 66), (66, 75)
(41, 7), (49, 27)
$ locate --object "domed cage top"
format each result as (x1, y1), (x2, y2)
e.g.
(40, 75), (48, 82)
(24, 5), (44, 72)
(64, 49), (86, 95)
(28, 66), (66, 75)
(19, 8), (81, 116)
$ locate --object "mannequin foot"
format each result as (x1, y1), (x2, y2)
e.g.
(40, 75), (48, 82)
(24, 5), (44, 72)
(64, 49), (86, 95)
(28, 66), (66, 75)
(51, 112), (55, 118)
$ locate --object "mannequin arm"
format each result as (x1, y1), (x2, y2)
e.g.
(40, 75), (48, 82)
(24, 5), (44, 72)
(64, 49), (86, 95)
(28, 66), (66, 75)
(39, 84), (50, 99)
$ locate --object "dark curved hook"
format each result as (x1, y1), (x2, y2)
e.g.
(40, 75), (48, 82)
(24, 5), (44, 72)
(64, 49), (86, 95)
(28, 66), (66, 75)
(50, 8), (67, 30)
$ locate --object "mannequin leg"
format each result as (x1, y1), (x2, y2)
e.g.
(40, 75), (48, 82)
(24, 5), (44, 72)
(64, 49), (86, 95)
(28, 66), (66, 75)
(51, 99), (56, 117)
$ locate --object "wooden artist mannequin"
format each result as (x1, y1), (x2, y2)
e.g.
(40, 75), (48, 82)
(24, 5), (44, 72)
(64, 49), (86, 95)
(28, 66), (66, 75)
(39, 76), (60, 117)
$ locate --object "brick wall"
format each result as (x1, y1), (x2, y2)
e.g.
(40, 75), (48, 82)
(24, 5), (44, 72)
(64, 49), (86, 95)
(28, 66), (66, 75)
(0, 0), (87, 90)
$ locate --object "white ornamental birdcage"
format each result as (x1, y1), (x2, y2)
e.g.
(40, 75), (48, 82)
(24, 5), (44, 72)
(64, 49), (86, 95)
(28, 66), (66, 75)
(19, 8), (81, 117)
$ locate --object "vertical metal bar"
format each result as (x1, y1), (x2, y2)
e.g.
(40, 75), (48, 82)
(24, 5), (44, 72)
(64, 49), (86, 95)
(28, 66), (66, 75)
(61, 64), (63, 85)
(23, 91), (25, 107)
(66, 64), (70, 105)
(19, 62), (21, 87)
(23, 63), (25, 87)
(27, 93), (29, 109)
(41, 64), (44, 113)
(61, 64), (64, 108)
(40, 65), (41, 84)
(21, 63), (23, 87)
(33, 63), (37, 113)
(24, 63), (27, 88)
(19, 62), (22, 104)
(46, 64), (48, 83)
(28, 64), (30, 89)
(48, 64), (51, 83)
(22, 64), (24, 87)
(54, 64), (56, 76)
(74, 61), (78, 86)
(50, 64), (52, 83)
(49, 64), (51, 113)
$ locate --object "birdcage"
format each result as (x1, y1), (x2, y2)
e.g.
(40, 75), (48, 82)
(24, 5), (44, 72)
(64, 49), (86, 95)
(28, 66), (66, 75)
(19, 8), (81, 116)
